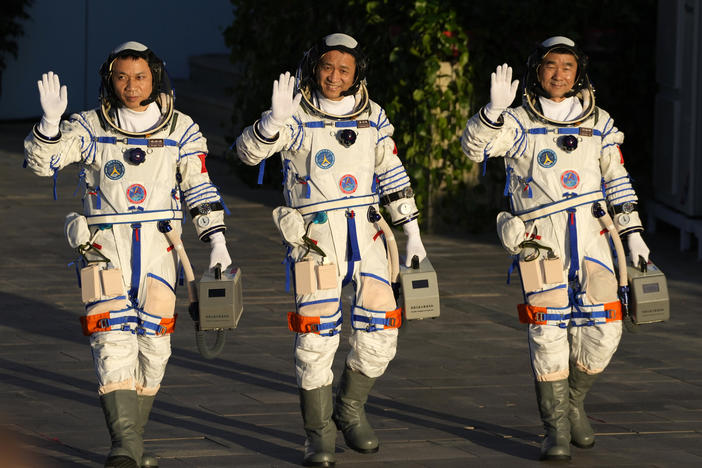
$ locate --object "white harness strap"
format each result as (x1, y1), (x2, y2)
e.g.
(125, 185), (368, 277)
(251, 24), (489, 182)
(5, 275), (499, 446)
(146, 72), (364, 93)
(516, 191), (603, 222)
(295, 194), (379, 216)
(86, 209), (184, 226)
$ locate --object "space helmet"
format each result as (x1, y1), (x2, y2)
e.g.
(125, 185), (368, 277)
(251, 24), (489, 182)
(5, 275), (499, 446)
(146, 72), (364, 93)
(295, 33), (370, 119)
(98, 41), (174, 135)
(523, 36), (596, 124)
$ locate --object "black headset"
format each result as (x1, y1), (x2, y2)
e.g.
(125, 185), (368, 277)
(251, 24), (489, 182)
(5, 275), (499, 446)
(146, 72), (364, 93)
(297, 35), (368, 97)
(99, 46), (167, 109)
(524, 40), (590, 99)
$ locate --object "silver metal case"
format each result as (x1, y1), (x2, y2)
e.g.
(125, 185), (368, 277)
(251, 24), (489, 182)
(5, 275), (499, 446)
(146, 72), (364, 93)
(198, 267), (243, 330)
(627, 261), (669, 324)
(399, 257), (440, 320)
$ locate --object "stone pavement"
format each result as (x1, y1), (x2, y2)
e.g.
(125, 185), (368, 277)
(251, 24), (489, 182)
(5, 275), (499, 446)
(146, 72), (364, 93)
(1, 118), (701, 468)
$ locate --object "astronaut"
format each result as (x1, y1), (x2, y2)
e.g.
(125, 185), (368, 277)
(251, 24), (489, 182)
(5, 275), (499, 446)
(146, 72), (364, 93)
(236, 33), (426, 466)
(24, 42), (231, 468)
(461, 37), (651, 461)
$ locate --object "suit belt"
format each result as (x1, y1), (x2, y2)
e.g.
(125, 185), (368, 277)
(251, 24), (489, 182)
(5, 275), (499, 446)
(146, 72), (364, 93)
(515, 192), (604, 222)
(295, 194), (379, 216)
(86, 209), (184, 226)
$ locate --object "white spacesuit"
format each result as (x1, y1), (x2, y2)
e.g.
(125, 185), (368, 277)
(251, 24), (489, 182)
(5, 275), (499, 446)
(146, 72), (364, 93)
(461, 37), (651, 461)
(237, 33), (426, 466)
(24, 42), (231, 468)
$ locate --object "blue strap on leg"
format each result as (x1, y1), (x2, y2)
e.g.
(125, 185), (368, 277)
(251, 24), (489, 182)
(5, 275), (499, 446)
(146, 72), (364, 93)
(346, 210), (361, 262)
(567, 208), (579, 282)
(129, 223), (142, 306)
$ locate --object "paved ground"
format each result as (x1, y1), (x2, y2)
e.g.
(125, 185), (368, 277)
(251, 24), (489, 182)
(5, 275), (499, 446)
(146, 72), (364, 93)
(1, 118), (701, 468)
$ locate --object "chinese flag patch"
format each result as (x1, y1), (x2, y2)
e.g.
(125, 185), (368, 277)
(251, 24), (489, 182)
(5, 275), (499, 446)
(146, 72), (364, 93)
(198, 153), (208, 173)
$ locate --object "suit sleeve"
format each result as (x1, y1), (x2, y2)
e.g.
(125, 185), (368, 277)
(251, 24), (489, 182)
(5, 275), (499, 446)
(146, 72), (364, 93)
(372, 106), (418, 226)
(23, 112), (96, 177)
(598, 112), (643, 237)
(236, 110), (295, 166)
(176, 113), (226, 241)
(460, 106), (524, 164)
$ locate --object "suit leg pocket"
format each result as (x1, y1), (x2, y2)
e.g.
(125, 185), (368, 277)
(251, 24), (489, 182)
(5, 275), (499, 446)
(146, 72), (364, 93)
(141, 274), (177, 335)
(582, 257), (618, 304)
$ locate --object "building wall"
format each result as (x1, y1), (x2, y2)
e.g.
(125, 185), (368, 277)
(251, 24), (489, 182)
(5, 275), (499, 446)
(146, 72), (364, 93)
(0, 0), (233, 119)
(654, 0), (702, 216)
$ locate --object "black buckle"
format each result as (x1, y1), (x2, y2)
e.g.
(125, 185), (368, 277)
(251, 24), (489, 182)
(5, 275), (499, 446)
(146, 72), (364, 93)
(126, 147), (146, 165)
(379, 187), (413, 205)
(557, 135), (578, 152)
(337, 129), (357, 147)
(367, 206), (381, 223)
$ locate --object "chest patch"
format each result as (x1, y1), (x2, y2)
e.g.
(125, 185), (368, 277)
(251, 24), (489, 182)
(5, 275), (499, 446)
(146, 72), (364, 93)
(126, 184), (147, 204)
(104, 160), (125, 180)
(560, 170), (580, 189)
(537, 149), (557, 168)
(315, 149), (335, 169)
(339, 174), (358, 194)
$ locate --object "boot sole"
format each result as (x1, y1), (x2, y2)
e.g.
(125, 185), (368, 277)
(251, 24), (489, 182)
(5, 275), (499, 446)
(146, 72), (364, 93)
(571, 440), (595, 449)
(348, 444), (379, 454)
(539, 454), (571, 461)
(105, 455), (139, 468)
(302, 461), (335, 467)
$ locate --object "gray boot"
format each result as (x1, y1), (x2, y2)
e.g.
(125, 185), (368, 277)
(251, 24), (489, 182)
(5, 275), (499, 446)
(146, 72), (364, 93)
(535, 379), (571, 461)
(299, 385), (336, 467)
(100, 390), (142, 468)
(568, 366), (598, 449)
(333, 367), (379, 454)
(136, 395), (159, 467)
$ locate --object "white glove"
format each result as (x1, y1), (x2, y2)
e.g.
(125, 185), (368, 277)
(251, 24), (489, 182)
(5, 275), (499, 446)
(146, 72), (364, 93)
(272, 206), (306, 246)
(496, 211), (526, 255)
(208, 231), (232, 270)
(402, 219), (427, 267)
(37, 71), (68, 138)
(627, 231), (650, 267)
(484, 63), (519, 122)
(258, 71), (302, 138)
